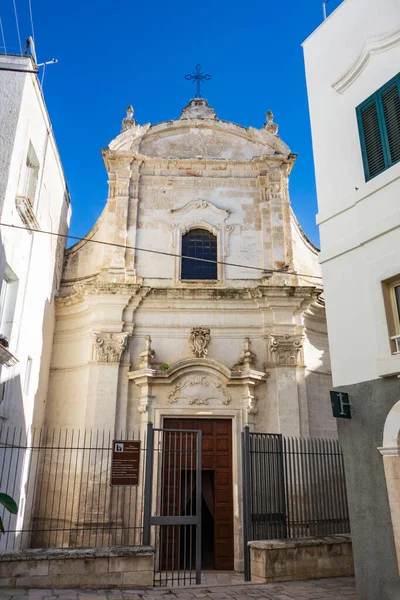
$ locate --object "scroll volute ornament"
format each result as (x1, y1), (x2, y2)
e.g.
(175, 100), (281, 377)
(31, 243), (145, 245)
(268, 334), (303, 367)
(189, 327), (211, 358)
(93, 332), (129, 363)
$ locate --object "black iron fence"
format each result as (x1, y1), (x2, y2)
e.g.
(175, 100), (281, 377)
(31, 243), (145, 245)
(242, 428), (350, 580)
(0, 427), (146, 551)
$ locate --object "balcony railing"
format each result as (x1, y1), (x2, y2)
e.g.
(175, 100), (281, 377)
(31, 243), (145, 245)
(15, 195), (40, 231)
(391, 334), (400, 354)
(0, 343), (18, 367)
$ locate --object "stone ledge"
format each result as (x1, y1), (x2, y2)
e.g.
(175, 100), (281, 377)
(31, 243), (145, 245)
(0, 545), (154, 562)
(249, 534), (352, 551)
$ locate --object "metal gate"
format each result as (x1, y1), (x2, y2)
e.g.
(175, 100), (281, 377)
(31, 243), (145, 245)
(242, 428), (286, 581)
(144, 423), (202, 586)
(242, 427), (350, 581)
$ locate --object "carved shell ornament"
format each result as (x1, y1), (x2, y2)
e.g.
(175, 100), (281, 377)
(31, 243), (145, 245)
(189, 327), (211, 358)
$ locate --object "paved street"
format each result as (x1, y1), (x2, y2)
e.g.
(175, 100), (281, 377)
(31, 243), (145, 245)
(0, 577), (356, 600)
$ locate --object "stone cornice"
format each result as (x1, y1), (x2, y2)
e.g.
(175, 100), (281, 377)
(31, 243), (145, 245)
(55, 283), (320, 310)
(102, 150), (293, 171)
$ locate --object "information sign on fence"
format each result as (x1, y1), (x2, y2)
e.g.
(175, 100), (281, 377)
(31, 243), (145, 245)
(111, 440), (141, 486)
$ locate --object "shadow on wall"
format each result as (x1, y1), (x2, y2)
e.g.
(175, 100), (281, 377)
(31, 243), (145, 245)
(302, 309), (336, 439)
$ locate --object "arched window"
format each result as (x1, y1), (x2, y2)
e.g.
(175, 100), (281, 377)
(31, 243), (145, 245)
(181, 228), (217, 280)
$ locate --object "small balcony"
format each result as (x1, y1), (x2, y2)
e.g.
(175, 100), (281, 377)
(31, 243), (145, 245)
(0, 343), (18, 367)
(15, 195), (40, 232)
(391, 334), (400, 354)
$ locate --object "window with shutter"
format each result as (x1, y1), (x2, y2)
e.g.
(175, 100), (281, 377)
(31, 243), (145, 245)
(381, 83), (400, 165)
(357, 73), (400, 181)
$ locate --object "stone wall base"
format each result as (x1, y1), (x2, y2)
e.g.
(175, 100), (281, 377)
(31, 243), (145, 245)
(249, 535), (354, 583)
(0, 546), (154, 588)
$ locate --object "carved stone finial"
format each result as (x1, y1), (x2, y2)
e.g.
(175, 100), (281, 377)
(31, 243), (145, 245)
(121, 105), (137, 132)
(139, 335), (155, 368)
(232, 338), (257, 370)
(267, 334), (303, 367)
(264, 110), (278, 135)
(189, 327), (211, 358)
(93, 332), (129, 363)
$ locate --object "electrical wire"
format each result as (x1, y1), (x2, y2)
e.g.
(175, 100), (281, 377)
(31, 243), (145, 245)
(12, 0), (22, 54)
(0, 17), (7, 54)
(0, 221), (324, 280)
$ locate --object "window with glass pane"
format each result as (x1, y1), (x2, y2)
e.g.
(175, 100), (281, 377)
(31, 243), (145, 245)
(356, 73), (400, 181)
(394, 284), (400, 329)
(181, 229), (217, 280)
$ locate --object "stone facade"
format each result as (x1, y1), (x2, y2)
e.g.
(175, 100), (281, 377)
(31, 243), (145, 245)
(44, 98), (336, 570)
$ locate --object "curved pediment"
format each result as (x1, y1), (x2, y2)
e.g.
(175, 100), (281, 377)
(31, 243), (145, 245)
(108, 118), (290, 160)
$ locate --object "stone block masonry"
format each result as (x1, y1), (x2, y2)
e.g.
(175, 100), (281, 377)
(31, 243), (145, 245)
(249, 535), (354, 583)
(0, 546), (154, 588)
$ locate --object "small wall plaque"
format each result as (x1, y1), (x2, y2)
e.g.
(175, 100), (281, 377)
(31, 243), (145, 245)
(330, 391), (351, 419)
(111, 440), (141, 486)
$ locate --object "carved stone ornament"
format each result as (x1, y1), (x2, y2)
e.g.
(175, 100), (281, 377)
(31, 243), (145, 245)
(139, 335), (155, 368)
(264, 110), (278, 135)
(189, 327), (211, 358)
(232, 338), (256, 370)
(246, 395), (258, 415)
(121, 105), (137, 132)
(167, 375), (231, 405)
(268, 334), (303, 367)
(93, 332), (129, 363)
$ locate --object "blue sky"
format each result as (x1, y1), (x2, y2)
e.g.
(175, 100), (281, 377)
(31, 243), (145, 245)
(1, 0), (344, 247)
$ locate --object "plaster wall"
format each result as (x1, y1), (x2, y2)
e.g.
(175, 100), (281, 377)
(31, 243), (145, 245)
(0, 56), (26, 217)
(336, 378), (400, 600)
(0, 55), (70, 430)
(303, 0), (400, 386)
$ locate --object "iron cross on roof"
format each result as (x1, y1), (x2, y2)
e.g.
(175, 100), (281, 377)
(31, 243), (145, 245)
(185, 64), (212, 98)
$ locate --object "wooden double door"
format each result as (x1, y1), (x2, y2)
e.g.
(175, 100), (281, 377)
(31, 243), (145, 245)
(164, 418), (234, 570)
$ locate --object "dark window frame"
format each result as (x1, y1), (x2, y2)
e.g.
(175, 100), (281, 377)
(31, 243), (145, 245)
(181, 228), (218, 281)
(356, 72), (400, 181)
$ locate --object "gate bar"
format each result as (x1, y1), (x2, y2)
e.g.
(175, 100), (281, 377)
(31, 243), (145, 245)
(242, 426), (252, 582)
(143, 422), (154, 546)
(195, 429), (202, 585)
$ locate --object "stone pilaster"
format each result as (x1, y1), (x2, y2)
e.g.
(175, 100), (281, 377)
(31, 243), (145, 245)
(265, 333), (309, 437)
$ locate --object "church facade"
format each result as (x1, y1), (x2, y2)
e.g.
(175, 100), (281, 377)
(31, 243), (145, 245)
(44, 97), (335, 570)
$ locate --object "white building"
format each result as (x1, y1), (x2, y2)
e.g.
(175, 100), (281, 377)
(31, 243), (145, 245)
(0, 52), (70, 432)
(43, 97), (336, 570)
(303, 0), (400, 597)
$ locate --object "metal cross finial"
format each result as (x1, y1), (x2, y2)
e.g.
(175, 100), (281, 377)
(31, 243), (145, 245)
(185, 64), (212, 98)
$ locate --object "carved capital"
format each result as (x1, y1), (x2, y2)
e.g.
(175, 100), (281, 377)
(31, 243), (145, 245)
(93, 332), (129, 363)
(267, 334), (303, 367)
(189, 327), (211, 358)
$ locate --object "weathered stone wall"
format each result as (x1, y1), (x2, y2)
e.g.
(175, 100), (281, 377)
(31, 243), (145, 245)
(249, 536), (354, 583)
(0, 546), (154, 588)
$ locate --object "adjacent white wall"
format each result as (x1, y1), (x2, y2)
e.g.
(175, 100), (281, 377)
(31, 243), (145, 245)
(0, 54), (71, 431)
(303, 0), (400, 386)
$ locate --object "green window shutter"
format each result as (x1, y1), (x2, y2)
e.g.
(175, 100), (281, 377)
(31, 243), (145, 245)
(381, 82), (400, 165)
(359, 99), (386, 179)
